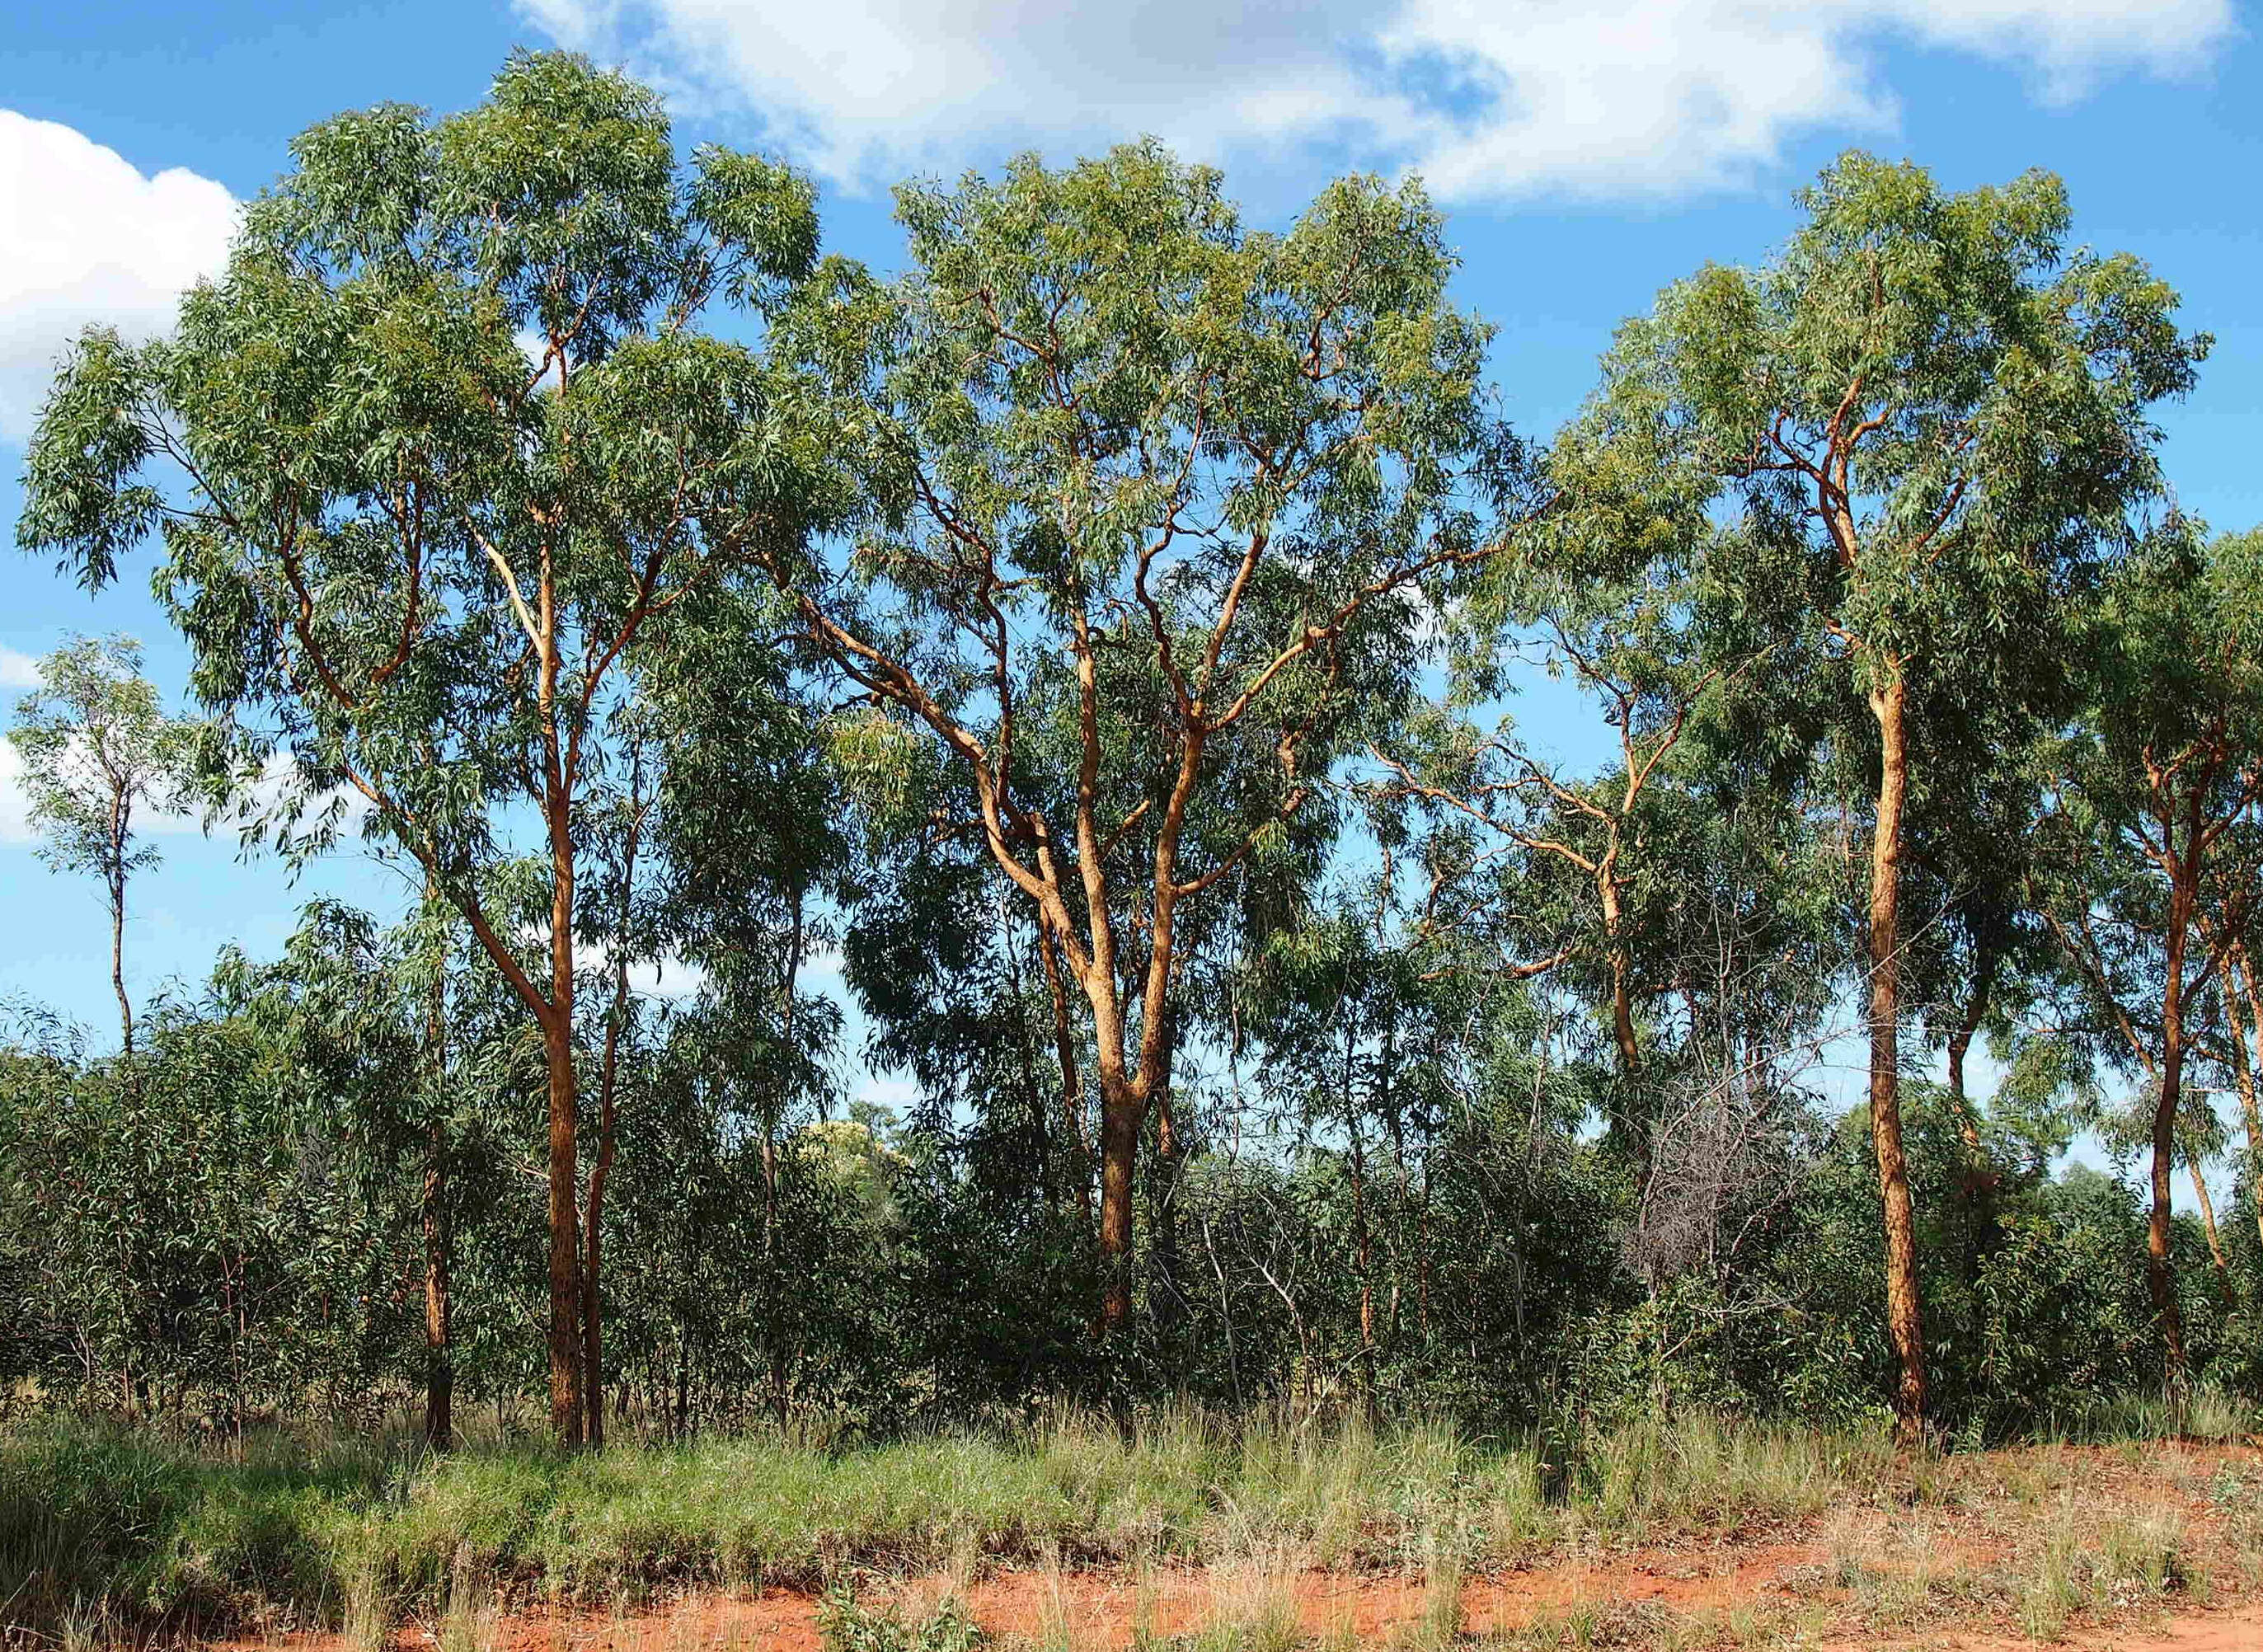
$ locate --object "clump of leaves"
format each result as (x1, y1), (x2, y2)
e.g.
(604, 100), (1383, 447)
(817, 1584), (987, 1652)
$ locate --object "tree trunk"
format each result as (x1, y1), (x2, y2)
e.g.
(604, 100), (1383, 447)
(1097, 1071), (1142, 1331)
(583, 992), (622, 1450)
(110, 874), (134, 1062)
(1345, 1015), (1377, 1424)
(1040, 927), (1094, 1230)
(2222, 948), (2263, 1253)
(2189, 1157), (2232, 1289)
(544, 1011), (585, 1444)
(1019, 993), (1054, 1202)
(1942, 942), (1994, 1161)
(1598, 869), (1641, 1080)
(2149, 859), (2193, 1382)
(422, 1119), (453, 1453)
(420, 889), (454, 1451)
(1866, 667), (1928, 1443)
(1151, 997), (1183, 1342)
(1942, 943), (1998, 1274)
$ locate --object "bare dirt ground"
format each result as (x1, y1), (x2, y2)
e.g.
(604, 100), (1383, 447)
(229, 1441), (2263, 1651)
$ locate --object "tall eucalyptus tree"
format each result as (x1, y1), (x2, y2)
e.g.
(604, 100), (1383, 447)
(17, 52), (828, 1444)
(1576, 153), (2203, 1437)
(768, 143), (1528, 1329)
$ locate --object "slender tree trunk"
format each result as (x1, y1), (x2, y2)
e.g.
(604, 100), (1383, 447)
(583, 779), (646, 1450)
(1942, 943), (1998, 1280)
(2221, 948), (2263, 1253)
(1866, 667), (1927, 1443)
(673, 1337), (692, 1442)
(583, 974), (623, 1449)
(544, 1000), (584, 1444)
(1943, 944), (1994, 1161)
(1345, 1016), (1377, 1424)
(422, 1116), (453, 1452)
(420, 884), (454, 1451)
(1151, 996), (1183, 1343)
(1012, 927), (1054, 1206)
(2189, 1158), (2232, 1287)
(105, 786), (135, 1065)
(542, 793), (585, 1447)
(110, 878), (134, 1062)
(1416, 1132), (1432, 1340)
(2150, 857), (2193, 1382)
(1599, 870), (1641, 1079)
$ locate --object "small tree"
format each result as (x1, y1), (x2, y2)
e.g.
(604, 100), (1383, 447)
(9, 635), (195, 1059)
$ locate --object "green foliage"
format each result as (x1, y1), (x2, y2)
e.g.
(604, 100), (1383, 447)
(819, 1587), (987, 1652)
(8, 54), (2263, 1556)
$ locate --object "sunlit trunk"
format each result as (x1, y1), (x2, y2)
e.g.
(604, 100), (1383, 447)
(1866, 666), (1927, 1443)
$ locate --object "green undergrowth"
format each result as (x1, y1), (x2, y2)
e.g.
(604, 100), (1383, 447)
(0, 1401), (2229, 1640)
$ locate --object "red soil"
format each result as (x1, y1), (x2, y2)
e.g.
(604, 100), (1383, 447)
(213, 1440), (2263, 1652)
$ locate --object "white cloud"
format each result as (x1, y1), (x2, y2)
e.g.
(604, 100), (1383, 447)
(0, 110), (236, 442)
(0, 742), (29, 844)
(0, 647), (40, 690)
(569, 939), (710, 999)
(521, 0), (2232, 203)
(0, 730), (208, 847)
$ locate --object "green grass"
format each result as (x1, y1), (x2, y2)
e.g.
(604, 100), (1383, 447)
(0, 1396), (2228, 1642)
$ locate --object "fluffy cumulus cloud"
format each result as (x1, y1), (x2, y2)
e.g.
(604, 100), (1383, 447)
(520, 0), (2232, 200)
(0, 111), (236, 442)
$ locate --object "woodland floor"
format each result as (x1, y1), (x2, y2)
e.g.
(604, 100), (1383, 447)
(190, 1440), (2263, 1652)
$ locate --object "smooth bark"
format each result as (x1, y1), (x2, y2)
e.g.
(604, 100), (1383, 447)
(1866, 666), (1928, 1442)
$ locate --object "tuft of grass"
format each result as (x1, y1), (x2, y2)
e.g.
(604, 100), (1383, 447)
(1026, 1545), (1090, 1652)
(1188, 1546), (1305, 1652)
(1390, 1539), (1465, 1652)
(435, 1542), (498, 1652)
(1570, 1412), (1894, 1545)
(340, 1554), (389, 1652)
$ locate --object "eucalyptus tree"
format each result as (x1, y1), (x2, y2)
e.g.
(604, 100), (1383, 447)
(1580, 152), (2202, 1436)
(16, 52), (827, 1444)
(8, 635), (197, 1059)
(768, 143), (1524, 1329)
(2033, 529), (2263, 1377)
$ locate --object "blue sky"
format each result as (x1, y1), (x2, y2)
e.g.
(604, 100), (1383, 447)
(2, 0), (2258, 1129)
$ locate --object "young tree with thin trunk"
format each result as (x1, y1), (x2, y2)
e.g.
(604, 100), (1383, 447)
(9, 635), (195, 1062)
(1577, 153), (2203, 1439)
(17, 52), (825, 1445)
(770, 144), (1524, 1331)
